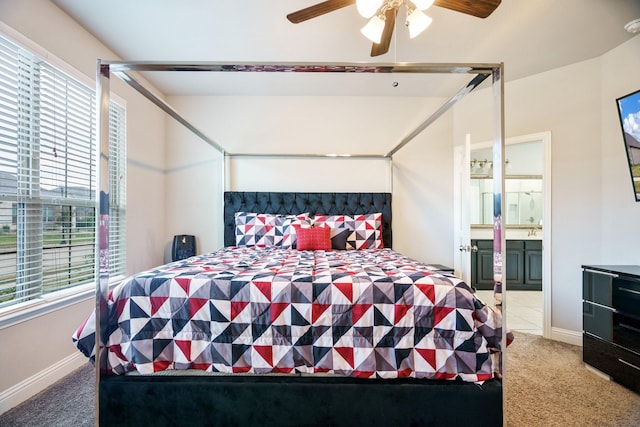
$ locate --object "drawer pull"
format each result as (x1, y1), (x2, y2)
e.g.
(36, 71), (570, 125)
(618, 287), (640, 296)
(584, 269), (618, 277)
(618, 358), (640, 372)
(620, 323), (640, 334)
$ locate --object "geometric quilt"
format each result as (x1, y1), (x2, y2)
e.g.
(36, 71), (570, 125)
(72, 247), (504, 382)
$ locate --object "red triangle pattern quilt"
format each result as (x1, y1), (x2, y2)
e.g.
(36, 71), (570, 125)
(72, 247), (504, 382)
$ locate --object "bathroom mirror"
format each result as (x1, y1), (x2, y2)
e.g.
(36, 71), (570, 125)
(470, 140), (543, 227)
(471, 177), (542, 226)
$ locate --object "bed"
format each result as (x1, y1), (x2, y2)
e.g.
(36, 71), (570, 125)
(73, 191), (504, 426)
(79, 60), (507, 426)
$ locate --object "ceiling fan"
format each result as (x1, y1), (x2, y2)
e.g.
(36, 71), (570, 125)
(287, 0), (502, 57)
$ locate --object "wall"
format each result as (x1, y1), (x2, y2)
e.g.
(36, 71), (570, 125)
(600, 36), (640, 261)
(391, 110), (455, 264)
(0, 0), (167, 412)
(165, 95), (456, 265)
(453, 35), (640, 339)
(472, 140), (544, 176)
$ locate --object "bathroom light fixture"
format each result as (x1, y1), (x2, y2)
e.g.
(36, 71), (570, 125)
(470, 158), (510, 173)
(478, 159), (492, 169)
(358, 0), (434, 43)
(470, 158), (492, 172)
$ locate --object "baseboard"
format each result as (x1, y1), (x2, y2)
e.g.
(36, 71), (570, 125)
(551, 327), (582, 346)
(0, 351), (89, 416)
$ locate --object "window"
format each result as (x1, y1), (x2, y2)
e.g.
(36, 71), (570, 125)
(0, 34), (126, 310)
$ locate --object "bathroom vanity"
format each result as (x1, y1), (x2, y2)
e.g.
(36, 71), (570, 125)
(471, 238), (542, 290)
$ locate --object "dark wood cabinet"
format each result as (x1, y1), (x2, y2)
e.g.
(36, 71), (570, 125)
(471, 239), (542, 290)
(582, 265), (640, 394)
(524, 242), (543, 286)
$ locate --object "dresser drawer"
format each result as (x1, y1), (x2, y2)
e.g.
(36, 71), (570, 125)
(583, 270), (612, 306)
(613, 276), (640, 318)
(583, 269), (640, 317)
(583, 334), (640, 393)
(583, 301), (640, 354)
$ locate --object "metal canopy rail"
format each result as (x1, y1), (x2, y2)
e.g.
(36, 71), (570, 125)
(104, 61), (499, 158)
(94, 59), (506, 424)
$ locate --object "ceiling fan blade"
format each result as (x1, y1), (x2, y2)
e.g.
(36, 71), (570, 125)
(370, 8), (397, 57)
(287, 0), (356, 24)
(433, 0), (501, 18)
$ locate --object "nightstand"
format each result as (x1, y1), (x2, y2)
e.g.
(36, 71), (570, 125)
(426, 264), (455, 274)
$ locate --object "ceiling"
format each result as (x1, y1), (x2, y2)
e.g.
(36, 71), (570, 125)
(50, 0), (640, 97)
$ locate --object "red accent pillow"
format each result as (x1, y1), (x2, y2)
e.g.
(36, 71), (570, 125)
(294, 225), (332, 251)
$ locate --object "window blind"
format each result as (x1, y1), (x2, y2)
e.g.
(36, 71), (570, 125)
(0, 34), (126, 309)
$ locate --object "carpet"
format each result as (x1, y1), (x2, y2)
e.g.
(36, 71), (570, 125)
(1, 331), (639, 426)
(504, 331), (640, 426)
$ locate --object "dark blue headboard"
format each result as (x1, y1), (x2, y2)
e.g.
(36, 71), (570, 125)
(223, 192), (392, 248)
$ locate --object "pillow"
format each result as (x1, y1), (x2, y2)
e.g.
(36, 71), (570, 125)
(294, 225), (331, 251)
(329, 226), (350, 250)
(235, 212), (310, 248)
(276, 213), (312, 249)
(313, 213), (384, 250)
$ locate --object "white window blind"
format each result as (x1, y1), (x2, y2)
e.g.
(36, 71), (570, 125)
(0, 34), (126, 309)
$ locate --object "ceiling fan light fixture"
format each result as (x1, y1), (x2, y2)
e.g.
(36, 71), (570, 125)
(286, 0), (502, 57)
(410, 0), (434, 11)
(361, 14), (386, 43)
(406, 8), (432, 38)
(356, 0), (384, 18)
(624, 18), (640, 34)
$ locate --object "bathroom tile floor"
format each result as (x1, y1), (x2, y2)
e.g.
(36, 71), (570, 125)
(475, 290), (543, 336)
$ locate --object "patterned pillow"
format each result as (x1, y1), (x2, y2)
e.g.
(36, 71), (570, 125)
(329, 226), (351, 250)
(234, 212), (310, 248)
(294, 225), (331, 251)
(313, 213), (384, 250)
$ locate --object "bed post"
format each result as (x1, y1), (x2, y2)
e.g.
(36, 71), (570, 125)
(95, 59), (111, 427)
(491, 63), (506, 425)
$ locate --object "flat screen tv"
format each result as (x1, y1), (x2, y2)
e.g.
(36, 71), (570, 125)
(616, 88), (640, 202)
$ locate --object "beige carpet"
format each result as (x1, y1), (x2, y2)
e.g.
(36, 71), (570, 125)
(506, 331), (640, 426)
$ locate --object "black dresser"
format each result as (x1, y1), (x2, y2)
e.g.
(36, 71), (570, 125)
(582, 265), (640, 393)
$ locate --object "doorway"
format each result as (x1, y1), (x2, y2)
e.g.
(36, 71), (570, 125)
(456, 132), (551, 338)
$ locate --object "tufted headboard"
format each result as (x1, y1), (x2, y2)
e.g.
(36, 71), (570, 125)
(224, 192), (392, 248)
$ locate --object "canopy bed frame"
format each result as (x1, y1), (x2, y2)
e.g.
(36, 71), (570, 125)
(94, 61), (506, 426)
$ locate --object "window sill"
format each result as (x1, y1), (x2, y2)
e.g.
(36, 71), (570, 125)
(0, 276), (124, 330)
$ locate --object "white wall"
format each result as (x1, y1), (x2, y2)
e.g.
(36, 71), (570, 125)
(472, 140), (544, 176)
(600, 36), (640, 261)
(165, 95), (455, 264)
(391, 110), (455, 264)
(0, 0), (167, 409)
(453, 35), (640, 337)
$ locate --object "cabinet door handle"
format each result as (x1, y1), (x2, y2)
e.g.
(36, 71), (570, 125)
(618, 358), (640, 372)
(619, 287), (640, 296)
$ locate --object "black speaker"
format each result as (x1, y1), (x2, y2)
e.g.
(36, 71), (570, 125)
(172, 235), (196, 261)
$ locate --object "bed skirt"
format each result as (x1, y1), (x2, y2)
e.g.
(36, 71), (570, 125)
(99, 375), (502, 426)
